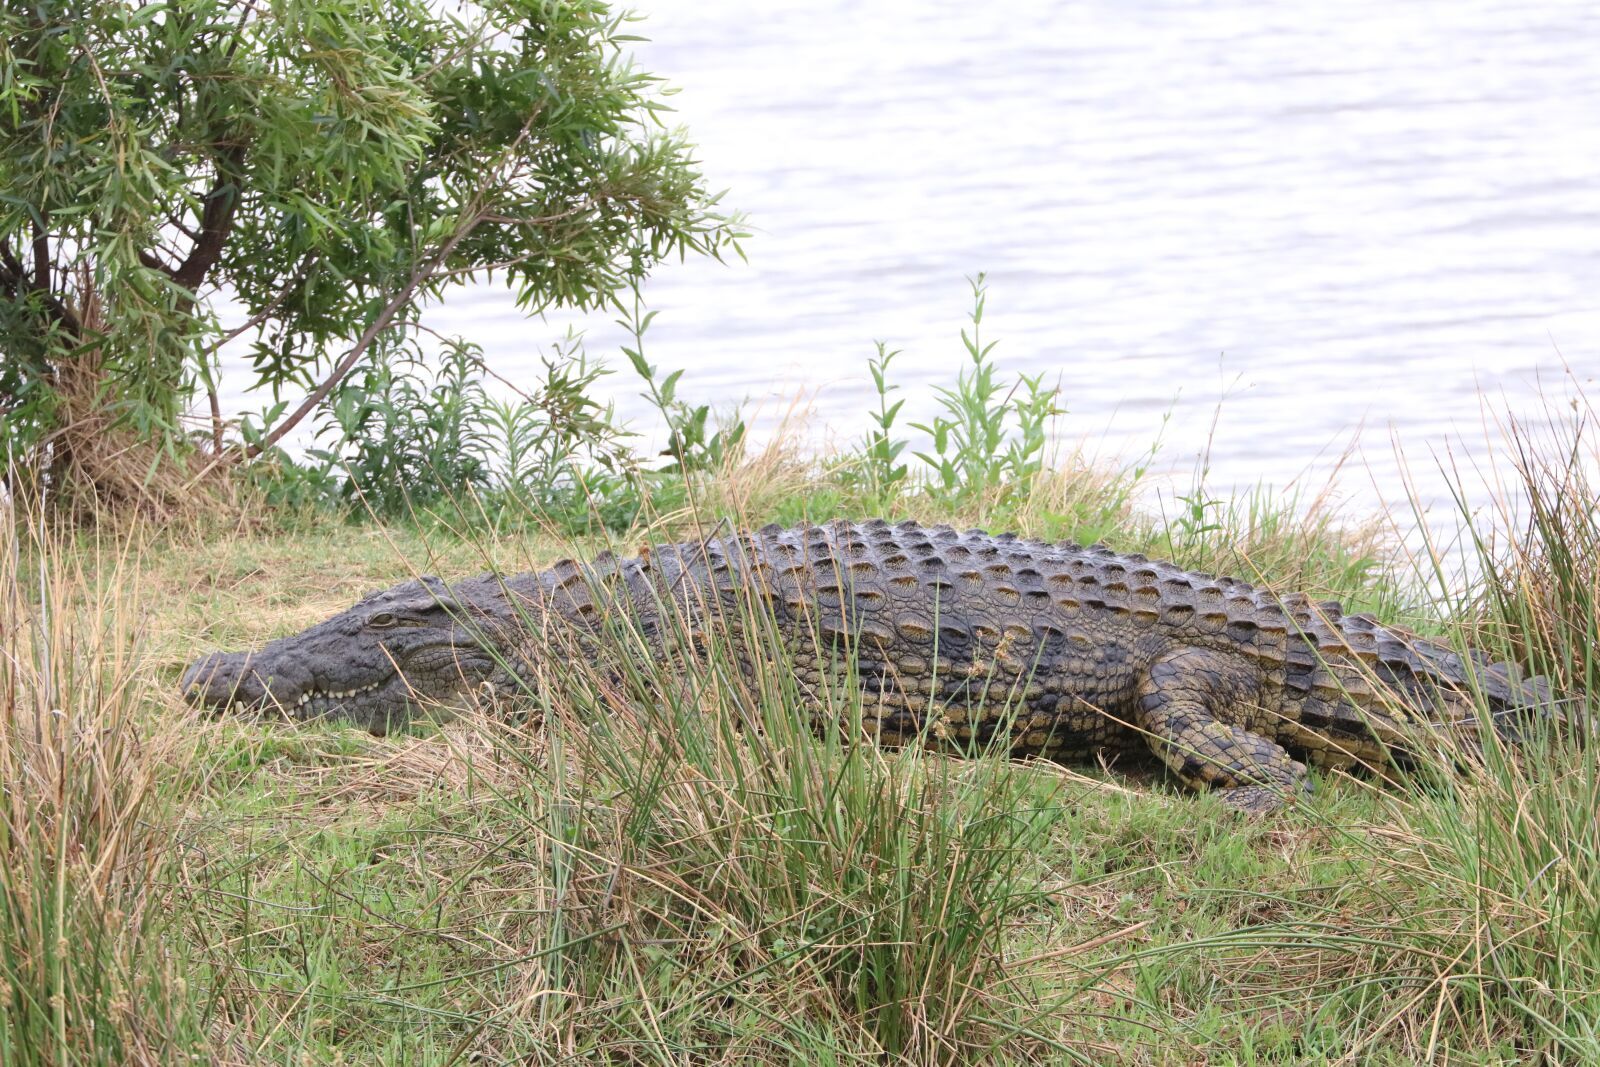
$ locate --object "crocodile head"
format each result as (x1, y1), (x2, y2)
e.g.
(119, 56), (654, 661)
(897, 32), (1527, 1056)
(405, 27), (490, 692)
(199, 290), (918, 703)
(181, 574), (527, 734)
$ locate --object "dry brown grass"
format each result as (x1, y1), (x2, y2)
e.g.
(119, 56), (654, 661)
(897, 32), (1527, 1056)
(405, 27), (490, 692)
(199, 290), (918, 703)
(0, 502), (218, 1064)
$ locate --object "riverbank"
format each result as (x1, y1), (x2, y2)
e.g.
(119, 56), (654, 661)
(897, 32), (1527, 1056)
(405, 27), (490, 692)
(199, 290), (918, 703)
(2, 402), (1596, 1065)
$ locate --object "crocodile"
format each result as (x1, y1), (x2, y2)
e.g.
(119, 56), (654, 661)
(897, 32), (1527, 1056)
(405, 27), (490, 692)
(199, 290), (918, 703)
(181, 519), (1551, 813)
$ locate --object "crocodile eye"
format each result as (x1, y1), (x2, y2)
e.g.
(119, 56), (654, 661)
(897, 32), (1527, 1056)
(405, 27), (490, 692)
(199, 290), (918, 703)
(367, 611), (398, 629)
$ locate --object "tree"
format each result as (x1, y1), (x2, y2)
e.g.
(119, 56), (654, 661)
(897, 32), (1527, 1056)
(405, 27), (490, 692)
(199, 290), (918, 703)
(0, 0), (741, 510)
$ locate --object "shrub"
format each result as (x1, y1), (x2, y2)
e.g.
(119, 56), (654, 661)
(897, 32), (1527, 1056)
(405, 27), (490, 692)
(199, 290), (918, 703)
(0, 0), (743, 513)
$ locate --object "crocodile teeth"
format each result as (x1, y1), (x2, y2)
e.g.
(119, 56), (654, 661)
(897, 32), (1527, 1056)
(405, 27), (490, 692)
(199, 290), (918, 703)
(293, 680), (386, 707)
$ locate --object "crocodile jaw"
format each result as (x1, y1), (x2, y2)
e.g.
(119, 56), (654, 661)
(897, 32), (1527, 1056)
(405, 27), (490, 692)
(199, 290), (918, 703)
(181, 648), (478, 735)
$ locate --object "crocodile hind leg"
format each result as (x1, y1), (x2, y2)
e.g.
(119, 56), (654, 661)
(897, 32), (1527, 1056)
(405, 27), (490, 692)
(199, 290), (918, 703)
(1135, 649), (1310, 815)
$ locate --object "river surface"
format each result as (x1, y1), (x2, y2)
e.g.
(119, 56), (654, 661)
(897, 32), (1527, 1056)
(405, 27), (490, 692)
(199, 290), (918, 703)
(225, 0), (1600, 531)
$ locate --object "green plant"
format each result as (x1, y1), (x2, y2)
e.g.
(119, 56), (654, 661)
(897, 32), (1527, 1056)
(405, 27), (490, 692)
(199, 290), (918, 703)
(1163, 385), (1231, 554)
(1003, 369), (1061, 493)
(459, 331), (652, 532)
(883, 274), (1065, 508)
(858, 341), (910, 502)
(290, 328), (673, 531)
(484, 333), (629, 495)
(227, 290), (769, 532)
(308, 336), (494, 516)
(1168, 485), (1226, 548)
(621, 282), (747, 476)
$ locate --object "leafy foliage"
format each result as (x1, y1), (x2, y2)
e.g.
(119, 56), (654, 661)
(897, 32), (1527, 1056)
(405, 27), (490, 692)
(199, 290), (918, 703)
(249, 330), (646, 528)
(0, 0), (743, 501)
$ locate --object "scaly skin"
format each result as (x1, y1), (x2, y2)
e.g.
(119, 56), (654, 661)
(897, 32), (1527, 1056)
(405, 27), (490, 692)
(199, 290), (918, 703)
(183, 519), (1549, 812)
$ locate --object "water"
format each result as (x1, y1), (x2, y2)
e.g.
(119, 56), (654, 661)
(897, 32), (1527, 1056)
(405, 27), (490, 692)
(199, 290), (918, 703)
(226, 0), (1600, 523)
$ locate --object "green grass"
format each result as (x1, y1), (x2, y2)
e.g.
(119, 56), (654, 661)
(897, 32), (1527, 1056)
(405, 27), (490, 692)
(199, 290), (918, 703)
(4, 389), (1598, 1065)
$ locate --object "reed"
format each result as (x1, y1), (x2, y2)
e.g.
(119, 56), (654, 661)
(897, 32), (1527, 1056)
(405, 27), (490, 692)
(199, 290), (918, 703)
(0, 503), (213, 1064)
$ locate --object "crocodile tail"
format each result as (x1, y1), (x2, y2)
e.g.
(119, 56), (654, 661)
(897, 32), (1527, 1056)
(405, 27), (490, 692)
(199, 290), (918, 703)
(1477, 662), (1569, 742)
(1368, 623), (1564, 743)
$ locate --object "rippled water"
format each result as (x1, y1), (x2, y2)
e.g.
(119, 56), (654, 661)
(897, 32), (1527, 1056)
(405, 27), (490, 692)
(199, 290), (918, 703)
(228, 0), (1600, 523)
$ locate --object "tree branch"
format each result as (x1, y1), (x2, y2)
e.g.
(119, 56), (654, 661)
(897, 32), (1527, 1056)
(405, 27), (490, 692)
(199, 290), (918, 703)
(170, 160), (242, 301)
(138, 249), (176, 274)
(222, 0), (258, 62)
(165, 206), (202, 242)
(242, 218), (485, 459)
(208, 381), (224, 452)
(198, 262), (315, 356)
(0, 237), (81, 337)
(31, 221), (48, 293)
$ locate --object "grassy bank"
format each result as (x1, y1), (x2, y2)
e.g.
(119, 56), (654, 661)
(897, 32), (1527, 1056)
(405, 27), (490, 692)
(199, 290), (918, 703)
(4, 386), (1598, 1064)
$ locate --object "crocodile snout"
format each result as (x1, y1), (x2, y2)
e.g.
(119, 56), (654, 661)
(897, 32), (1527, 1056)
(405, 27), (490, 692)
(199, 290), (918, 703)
(182, 650), (302, 714)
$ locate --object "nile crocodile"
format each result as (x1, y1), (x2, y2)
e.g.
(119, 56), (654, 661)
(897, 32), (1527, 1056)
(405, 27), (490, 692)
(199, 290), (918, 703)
(182, 519), (1550, 812)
